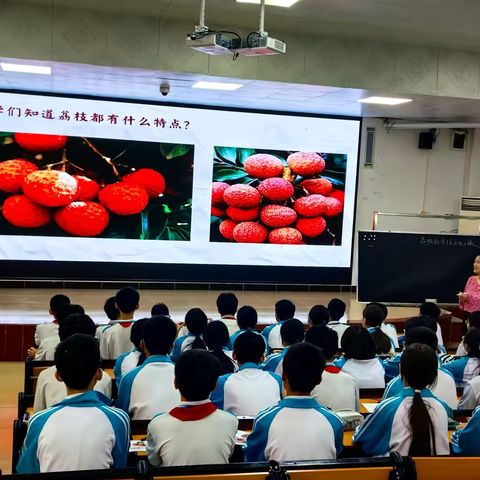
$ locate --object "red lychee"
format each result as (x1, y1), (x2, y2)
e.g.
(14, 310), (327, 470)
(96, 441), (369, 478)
(3, 195), (52, 228)
(211, 205), (227, 218)
(14, 133), (67, 152)
(0, 159), (38, 193)
(55, 201), (109, 237)
(260, 205), (297, 228)
(227, 206), (259, 222)
(244, 154), (284, 179)
(296, 217), (327, 238)
(73, 175), (100, 201)
(301, 178), (332, 196)
(123, 169), (165, 198)
(219, 219), (238, 241)
(99, 182), (149, 215)
(224, 184), (261, 208)
(212, 182), (229, 205)
(233, 222), (268, 243)
(22, 170), (78, 207)
(258, 177), (294, 201)
(294, 195), (326, 217)
(329, 190), (345, 204)
(287, 152), (325, 176)
(323, 197), (343, 217)
(269, 228), (302, 245)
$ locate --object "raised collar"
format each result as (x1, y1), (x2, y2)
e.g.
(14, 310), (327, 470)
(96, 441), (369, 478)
(238, 362), (260, 371)
(221, 315), (236, 320)
(55, 390), (112, 407)
(169, 400), (217, 421)
(280, 396), (320, 409)
(144, 354), (174, 365)
(327, 321), (341, 326)
(398, 387), (435, 398)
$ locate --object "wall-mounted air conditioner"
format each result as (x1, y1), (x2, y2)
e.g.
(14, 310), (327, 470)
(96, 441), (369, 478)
(459, 196), (480, 235)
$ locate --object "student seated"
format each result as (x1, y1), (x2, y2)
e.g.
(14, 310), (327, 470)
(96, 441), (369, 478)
(326, 299), (349, 347)
(211, 331), (282, 416)
(116, 316), (180, 420)
(263, 319), (305, 376)
(420, 302), (445, 352)
(458, 376), (480, 409)
(308, 305), (329, 327)
(147, 350), (238, 466)
(367, 302), (399, 349)
(230, 305), (258, 346)
(306, 326), (359, 412)
(455, 311), (480, 356)
(203, 321), (236, 375)
(244, 342), (343, 462)
(151, 303), (169, 316)
(382, 327), (457, 410)
(17, 334), (130, 473)
(34, 314), (112, 413)
(216, 292), (240, 336)
(171, 308), (207, 362)
(452, 402), (480, 454)
(262, 299), (296, 351)
(334, 326), (385, 388)
(100, 287), (139, 359)
(353, 344), (450, 456)
(96, 297), (120, 340)
(362, 305), (394, 356)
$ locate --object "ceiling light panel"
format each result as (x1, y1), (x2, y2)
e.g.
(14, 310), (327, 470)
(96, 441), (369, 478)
(236, 0), (301, 7)
(358, 96), (412, 105)
(192, 81), (244, 91)
(0, 63), (51, 75)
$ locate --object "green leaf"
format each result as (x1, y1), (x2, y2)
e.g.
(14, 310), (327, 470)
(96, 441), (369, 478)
(161, 144), (191, 159)
(215, 147), (237, 164)
(321, 175), (345, 187)
(162, 204), (172, 214)
(236, 148), (256, 167)
(167, 227), (188, 241)
(140, 210), (148, 240)
(273, 154), (288, 167)
(0, 132), (14, 137)
(213, 167), (250, 182)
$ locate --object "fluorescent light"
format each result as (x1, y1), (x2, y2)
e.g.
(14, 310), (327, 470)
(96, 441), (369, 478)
(192, 81), (244, 91)
(237, 0), (300, 6)
(0, 63), (51, 75)
(358, 96), (412, 105)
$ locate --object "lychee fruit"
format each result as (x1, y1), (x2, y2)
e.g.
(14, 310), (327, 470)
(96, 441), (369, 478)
(301, 178), (332, 196)
(0, 159), (38, 193)
(73, 175), (100, 201)
(296, 217), (327, 238)
(233, 222), (268, 243)
(123, 169), (165, 198)
(244, 154), (284, 179)
(14, 133), (67, 152)
(287, 152), (325, 176)
(260, 205), (297, 228)
(269, 228), (303, 245)
(3, 195), (52, 228)
(55, 201), (109, 237)
(323, 197), (343, 217)
(227, 206), (259, 222)
(212, 182), (229, 205)
(99, 182), (149, 215)
(219, 219), (238, 241)
(258, 177), (294, 201)
(224, 184), (261, 208)
(294, 195), (326, 217)
(22, 170), (78, 207)
(211, 205), (227, 218)
(329, 190), (345, 204)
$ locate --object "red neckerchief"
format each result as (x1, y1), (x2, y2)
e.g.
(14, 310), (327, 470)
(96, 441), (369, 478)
(221, 316), (236, 320)
(53, 320), (58, 324)
(325, 365), (341, 374)
(119, 323), (133, 328)
(169, 403), (217, 421)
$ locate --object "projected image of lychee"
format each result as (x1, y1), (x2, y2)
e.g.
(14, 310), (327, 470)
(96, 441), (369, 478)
(210, 147), (346, 246)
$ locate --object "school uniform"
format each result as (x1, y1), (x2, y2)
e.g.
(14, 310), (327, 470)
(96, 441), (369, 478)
(34, 322), (59, 347)
(311, 365), (360, 412)
(34, 335), (60, 361)
(326, 321), (349, 348)
(334, 357), (385, 389)
(458, 376), (480, 410)
(113, 349), (142, 387)
(33, 366), (112, 413)
(211, 363), (283, 416)
(367, 327), (395, 354)
(171, 334), (198, 362)
(452, 406), (480, 455)
(100, 322), (135, 360)
(116, 355), (180, 420)
(456, 340), (468, 357)
(177, 325), (190, 338)
(441, 356), (480, 387)
(244, 397), (343, 461)
(352, 388), (450, 456)
(262, 348), (288, 376)
(218, 316), (239, 337)
(147, 399), (237, 466)
(382, 323), (399, 349)
(383, 353), (402, 382)
(436, 323), (444, 349)
(261, 321), (286, 351)
(230, 329), (268, 353)
(17, 391), (130, 473)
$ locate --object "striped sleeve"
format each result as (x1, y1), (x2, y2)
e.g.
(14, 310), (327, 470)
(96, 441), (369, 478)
(452, 406), (480, 455)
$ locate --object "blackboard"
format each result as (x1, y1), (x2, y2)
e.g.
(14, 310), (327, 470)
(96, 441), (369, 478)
(358, 231), (480, 304)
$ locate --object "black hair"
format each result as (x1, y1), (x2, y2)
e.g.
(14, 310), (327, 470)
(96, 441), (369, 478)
(50, 294), (71, 314)
(465, 329), (480, 359)
(56, 304), (85, 324)
(237, 305), (258, 330)
(55, 334), (100, 390)
(368, 302), (388, 320)
(104, 297), (119, 321)
(151, 303), (169, 317)
(185, 308), (208, 350)
(280, 319), (305, 346)
(216, 292), (239, 316)
(405, 316), (436, 333)
(420, 302), (441, 321)
(468, 311), (480, 329)
(405, 326), (438, 351)
(341, 326), (376, 360)
(308, 305), (329, 326)
(115, 287), (139, 314)
(130, 318), (149, 366)
(283, 342), (326, 393)
(328, 298), (346, 321)
(143, 316), (177, 356)
(305, 325), (338, 361)
(58, 314), (96, 342)
(363, 305), (391, 355)
(175, 350), (221, 401)
(234, 331), (265, 365)
(400, 344), (439, 456)
(275, 299), (296, 321)
(203, 321), (235, 375)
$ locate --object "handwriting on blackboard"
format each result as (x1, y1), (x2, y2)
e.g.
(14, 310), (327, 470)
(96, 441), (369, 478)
(420, 236), (477, 247)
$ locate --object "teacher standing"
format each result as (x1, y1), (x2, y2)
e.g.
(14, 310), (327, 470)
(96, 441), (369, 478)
(458, 256), (480, 331)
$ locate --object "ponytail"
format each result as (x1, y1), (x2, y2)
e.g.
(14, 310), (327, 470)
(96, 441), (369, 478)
(137, 350), (146, 367)
(211, 347), (235, 375)
(203, 321), (233, 374)
(185, 308), (208, 352)
(408, 389), (437, 456)
(370, 327), (392, 355)
(191, 335), (206, 350)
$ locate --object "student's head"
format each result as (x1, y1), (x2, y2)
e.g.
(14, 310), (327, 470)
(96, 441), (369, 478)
(49, 294), (71, 318)
(58, 314), (96, 342)
(362, 305), (385, 327)
(142, 316), (177, 356)
(280, 319), (305, 347)
(419, 302), (440, 321)
(216, 292), (238, 316)
(275, 299), (296, 322)
(203, 321), (235, 374)
(467, 311), (480, 330)
(130, 318), (148, 349)
(308, 305), (329, 327)
(283, 342), (325, 395)
(405, 315), (436, 334)
(151, 303), (169, 317)
(104, 297), (119, 321)
(400, 344), (439, 456)
(305, 325), (338, 362)
(464, 328), (480, 359)
(328, 298), (346, 321)
(115, 287), (140, 315)
(185, 308), (208, 350)
(174, 350), (221, 401)
(233, 331), (266, 366)
(341, 326), (376, 360)
(367, 302), (388, 320)
(405, 326), (438, 351)
(56, 304), (85, 324)
(237, 306), (258, 330)
(363, 305), (391, 355)
(55, 334), (102, 391)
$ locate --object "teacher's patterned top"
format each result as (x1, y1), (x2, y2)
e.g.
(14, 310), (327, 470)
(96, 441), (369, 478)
(460, 276), (480, 313)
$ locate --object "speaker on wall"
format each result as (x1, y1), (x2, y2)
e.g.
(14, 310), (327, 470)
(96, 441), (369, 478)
(453, 130), (467, 150)
(418, 131), (434, 150)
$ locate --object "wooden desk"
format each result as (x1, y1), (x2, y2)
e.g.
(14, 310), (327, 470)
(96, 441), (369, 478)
(105, 368), (114, 380)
